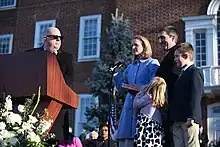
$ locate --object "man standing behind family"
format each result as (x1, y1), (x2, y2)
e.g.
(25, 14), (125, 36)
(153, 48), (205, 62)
(170, 42), (204, 147)
(155, 26), (181, 147)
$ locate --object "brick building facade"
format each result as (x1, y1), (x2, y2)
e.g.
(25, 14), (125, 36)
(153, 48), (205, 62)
(1, 0), (220, 142)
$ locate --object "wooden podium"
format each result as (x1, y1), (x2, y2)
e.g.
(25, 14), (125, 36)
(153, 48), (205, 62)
(0, 51), (78, 128)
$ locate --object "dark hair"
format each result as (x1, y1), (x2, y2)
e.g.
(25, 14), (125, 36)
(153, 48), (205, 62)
(159, 26), (178, 42)
(99, 124), (108, 130)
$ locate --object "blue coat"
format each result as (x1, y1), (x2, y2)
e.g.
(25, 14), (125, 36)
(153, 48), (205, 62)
(114, 58), (159, 139)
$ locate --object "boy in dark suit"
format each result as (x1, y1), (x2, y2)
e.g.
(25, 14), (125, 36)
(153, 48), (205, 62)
(170, 42), (204, 147)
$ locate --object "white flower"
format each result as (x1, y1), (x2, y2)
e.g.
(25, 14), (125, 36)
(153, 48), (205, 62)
(17, 129), (24, 134)
(28, 115), (38, 124)
(0, 122), (6, 130)
(37, 119), (52, 134)
(21, 122), (33, 131)
(7, 131), (16, 138)
(4, 95), (12, 111)
(17, 105), (25, 113)
(6, 113), (22, 125)
(2, 111), (10, 117)
(27, 132), (41, 143)
(7, 137), (18, 145)
(12, 127), (20, 130)
(0, 130), (9, 138)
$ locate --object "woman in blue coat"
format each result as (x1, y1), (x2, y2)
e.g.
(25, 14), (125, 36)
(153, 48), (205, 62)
(114, 35), (160, 147)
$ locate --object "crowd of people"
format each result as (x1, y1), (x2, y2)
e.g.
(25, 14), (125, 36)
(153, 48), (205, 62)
(35, 25), (208, 147)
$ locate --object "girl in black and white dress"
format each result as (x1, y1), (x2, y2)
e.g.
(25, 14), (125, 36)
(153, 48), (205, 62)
(133, 77), (167, 147)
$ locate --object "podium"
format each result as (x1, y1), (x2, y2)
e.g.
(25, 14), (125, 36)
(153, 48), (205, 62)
(0, 51), (78, 129)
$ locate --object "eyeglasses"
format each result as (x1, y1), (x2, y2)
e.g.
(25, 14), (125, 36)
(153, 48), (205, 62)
(46, 35), (64, 41)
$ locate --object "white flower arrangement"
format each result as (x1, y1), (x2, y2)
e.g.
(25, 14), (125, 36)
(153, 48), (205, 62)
(0, 87), (55, 147)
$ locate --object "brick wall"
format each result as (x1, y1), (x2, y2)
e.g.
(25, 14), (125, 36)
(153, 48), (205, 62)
(0, 0), (116, 93)
(116, 0), (211, 60)
(0, 0), (213, 93)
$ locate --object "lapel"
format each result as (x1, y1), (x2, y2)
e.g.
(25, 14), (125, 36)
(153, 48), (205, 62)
(175, 64), (194, 85)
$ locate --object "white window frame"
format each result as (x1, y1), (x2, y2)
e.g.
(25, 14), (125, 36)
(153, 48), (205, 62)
(0, 0), (16, 11)
(207, 103), (220, 142)
(194, 29), (207, 67)
(0, 34), (13, 54)
(74, 94), (98, 136)
(78, 14), (102, 62)
(34, 20), (56, 48)
(182, 15), (218, 66)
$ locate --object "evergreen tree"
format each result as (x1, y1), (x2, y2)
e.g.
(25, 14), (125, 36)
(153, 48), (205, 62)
(85, 9), (133, 129)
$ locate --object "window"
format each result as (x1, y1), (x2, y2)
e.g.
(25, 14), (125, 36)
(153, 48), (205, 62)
(34, 20), (56, 48)
(0, 0), (16, 10)
(0, 34), (13, 54)
(213, 106), (220, 114)
(194, 30), (207, 67)
(218, 11), (220, 65)
(78, 14), (102, 62)
(182, 15), (216, 67)
(74, 94), (98, 136)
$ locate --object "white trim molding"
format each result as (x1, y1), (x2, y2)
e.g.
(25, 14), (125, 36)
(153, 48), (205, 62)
(207, 0), (220, 15)
(78, 14), (102, 62)
(182, 15), (218, 66)
(34, 20), (56, 48)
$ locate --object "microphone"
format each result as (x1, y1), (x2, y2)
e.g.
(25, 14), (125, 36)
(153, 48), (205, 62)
(109, 60), (124, 72)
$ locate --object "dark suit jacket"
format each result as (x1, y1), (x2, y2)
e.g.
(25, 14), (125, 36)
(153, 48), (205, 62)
(25, 47), (73, 87)
(156, 45), (181, 103)
(169, 65), (204, 124)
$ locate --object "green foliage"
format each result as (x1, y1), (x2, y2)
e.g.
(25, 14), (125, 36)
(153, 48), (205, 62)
(86, 9), (133, 129)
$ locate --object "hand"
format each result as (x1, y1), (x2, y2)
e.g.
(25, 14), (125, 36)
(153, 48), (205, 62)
(185, 118), (194, 127)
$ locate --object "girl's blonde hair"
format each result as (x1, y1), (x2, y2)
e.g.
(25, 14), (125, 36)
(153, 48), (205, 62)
(144, 77), (167, 108)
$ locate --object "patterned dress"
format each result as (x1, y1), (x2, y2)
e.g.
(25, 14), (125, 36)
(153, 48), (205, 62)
(134, 112), (164, 147)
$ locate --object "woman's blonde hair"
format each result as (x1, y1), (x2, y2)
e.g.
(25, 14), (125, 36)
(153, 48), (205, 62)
(133, 35), (152, 59)
(144, 77), (167, 108)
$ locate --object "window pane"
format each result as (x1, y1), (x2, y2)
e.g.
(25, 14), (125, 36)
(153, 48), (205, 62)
(202, 61), (206, 66)
(0, 0), (15, 7)
(83, 38), (98, 56)
(201, 47), (206, 53)
(202, 54), (206, 60)
(196, 40), (200, 46)
(218, 18), (220, 65)
(213, 106), (220, 114)
(195, 31), (206, 67)
(201, 39), (206, 46)
(201, 33), (205, 39)
(0, 35), (12, 54)
(195, 33), (200, 39)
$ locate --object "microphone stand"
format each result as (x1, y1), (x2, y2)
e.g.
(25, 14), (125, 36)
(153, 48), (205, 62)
(107, 66), (118, 147)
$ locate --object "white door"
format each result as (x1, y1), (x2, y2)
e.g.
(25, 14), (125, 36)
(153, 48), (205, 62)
(207, 103), (220, 142)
